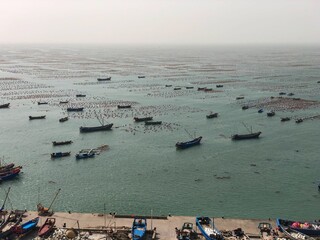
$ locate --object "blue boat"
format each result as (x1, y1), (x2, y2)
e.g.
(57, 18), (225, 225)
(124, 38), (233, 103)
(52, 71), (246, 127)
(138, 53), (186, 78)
(131, 218), (147, 240)
(0, 169), (20, 182)
(13, 217), (39, 236)
(176, 136), (202, 149)
(277, 218), (320, 237)
(195, 217), (224, 240)
(75, 149), (95, 160)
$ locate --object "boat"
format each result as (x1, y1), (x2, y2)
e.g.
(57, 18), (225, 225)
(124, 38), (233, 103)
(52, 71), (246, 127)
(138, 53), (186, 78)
(198, 87), (205, 91)
(29, 115), (46, 120)
(67, 107), (84, 112)
(0, 103), (10, 108)
(131, 218), (147, 240)
(165, 85), (172, 87)
(281, 117), (291, 122)
(176, 136), (202, 149)
(236, 97), (244, 100)
(176, 222), (197, 240)
(52, 140), (73, 146)
(267, 111), (275, 117)
(138, 76), (145, 78)
(145, 121), (162, 125)
(37, 101), (48, 105)
(117, 105), (131, 109)
(232, 131), (261, 140)
(0, 163), (15, 171)
(278, 224), (315, 240)
(134, 117), (153, 122)
(174, 87), (181, 90)
(295, 118), (303, 123)
(76, 94), (86, 97)
(0, 169), (21, 182)
(186, 86), (194, 89)
(216, 85), (223, 88)
(59, 101), (69, 104)
(204, 88), (213, 92)
(51, 152), (71, 159)
(279, 92), (286, 95)
(0, 167), (21, 176)
(0, 213), (23, 238)
(97, 77), (111, 81)
(13, 217), (39, 237)
(196, 216), (224, 240)
(80, 123), (113, 133)
(206, 113), (218, 119)
(59, 116), (69, 122)
(242, 106), (249, 110)
(38, 218), (55, 238)
(258, 109), (264, 113)
(76, 149), (95, 160)
(277, 218), (320, 237)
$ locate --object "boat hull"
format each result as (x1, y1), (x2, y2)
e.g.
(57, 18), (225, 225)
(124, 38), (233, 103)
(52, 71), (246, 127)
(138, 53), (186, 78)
(176, 137), (202, 149)
(232, 132), (261, 140)
(277, 218), (320, 237)
(80, 124), (113, 133)
(196, 217), (223, 240)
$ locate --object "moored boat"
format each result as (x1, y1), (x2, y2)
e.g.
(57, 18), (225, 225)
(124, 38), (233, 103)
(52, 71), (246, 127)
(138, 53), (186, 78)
(267, 111), (275, 117)
(281, 117), (291, 122)
(59, 100), (69, 104)
(29, 115), (46, 120)
(0, 166), (21, 176)
(132, 218), (147, 240)
(176, 136), (202, 149)
(67, 107), (84, 112)
(206, 113), (218, 119)
(0, 213), (23, 238)
(295, 118), (303, 123)
(117, 105), (131, 109)
(76, 94), (86, 97)
(242, 105), (249, 110)
(52, 140), (73, 146)
(0, 103), (10, 108)
(13, 217), (39, 237)
(138, 76), (145, 78)
(97, 77), (111, 81)
(37, 101), (48, 105)
(236, 96), (244, 100)
(80, 123), (113, 133)
(0, 163), (15, 171)
(216, 84), (223, 88)
(59, 117), (69, 122)
(277, 218), (320, 237)
(145, 121), (162, 125)
(134, 117), (153, 122)
(0, 169), (21, 182)
(232, 131), (261, 140)
(38, 218), (55, 237)
(76, 149), (95, 160)
(51, 152), (71, 159)
(258, 109), (264, 113)
(196, 216), (224, 240)
(165, 84), (172, 87)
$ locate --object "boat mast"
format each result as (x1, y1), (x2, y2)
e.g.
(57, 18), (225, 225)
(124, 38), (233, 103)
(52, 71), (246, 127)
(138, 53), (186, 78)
(1, 187), (11, 211)
(242, 122), (252, 133)
(47, 188), (61, 211)
(95, 111), (104, 126)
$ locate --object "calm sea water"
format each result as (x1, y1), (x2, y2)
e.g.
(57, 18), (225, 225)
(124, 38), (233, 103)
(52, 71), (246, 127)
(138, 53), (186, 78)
(0, 45), (319, 220)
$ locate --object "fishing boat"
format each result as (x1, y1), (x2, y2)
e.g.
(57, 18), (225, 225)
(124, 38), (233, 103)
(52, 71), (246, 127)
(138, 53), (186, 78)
(59, 100), (69, 104)
(258, 109), (264, 113)
(186, 86), (194, 89)
(204, 88), (213, 92)
(232, 131), (261, 140)
(278, 224), (315, 240)
(0, 169), (21, 182)
(277, 218), (320, 237)
(176, 136), (202, 149)
(295, 118), (303, 123)
(13, 217), (39, 237)
(145, 121), (162, 125)
(51, 152), (71, 159)
(59, 116), (69, 122)
(0, 167), (21, 176)
(97, 77), (111, 81)
(176, 222), (197, 240)
(267, 111), (275, 117)
(38, 218), (56, 237)
(29, 115), (46, 120)
(67, 107), (84, 112)
(134, 117), (153, 122)
(236, 96), (245, 100)
(37, 101), (48, 105)
(174, 87), (181, 90)
(165, 84), (172, 87)
(206, 113), (218, 119)
(242, 105), (249, 110)
(138, 76), (145, 78)
(117, 105), (131, 109)
(0, 213), (23, 238)
(131, 218), (147, 240)
(0, 103), (10, 108)
(281, 117), (291, 122)
(76, 94), (86, 97)
(76, 149), (95, 160)
(52, 140), (73, 146)
(196, 216), (224, 240)
(80, 123), (113, 133)
(216, 85), (223, 88)
(198, 87), (205, 91)
(0, 163), (15, 172)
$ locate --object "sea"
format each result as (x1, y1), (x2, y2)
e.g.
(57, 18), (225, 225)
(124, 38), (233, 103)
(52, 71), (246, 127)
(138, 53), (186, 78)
(0, 44), (319, 220)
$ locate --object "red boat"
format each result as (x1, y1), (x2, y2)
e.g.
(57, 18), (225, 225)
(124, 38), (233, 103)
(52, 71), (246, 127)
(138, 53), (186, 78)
(38, 218), (56, 237)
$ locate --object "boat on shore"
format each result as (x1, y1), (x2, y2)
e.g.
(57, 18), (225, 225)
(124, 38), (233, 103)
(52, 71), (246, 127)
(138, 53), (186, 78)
(277, 218), (320, 237)
(232, 131), (261, 140)
(131, 218), (147, 240)
(206, 113), (218, 119)
(80, 123), (113, 133)
(176, 136), (202, 149)
(145, 121), (162, 125)
(118, 105), (131, 109)
(67, 107), (84, 112)
(196, 216), (224, 240)
(0, 103), (10, 108)
(59, 117), (69, 122)
(51, 152), (71, 159)
(76, 149), (95, 160)
(134, 117), (153, 122)
(0, 213), (23, 238)
(52, 140), (73, 146)
(97, 77), (111, 81)
(29, 115), (46, 120)
(176, 222), (197, 240)
(38, 218), (55, 238)
(13, 217), (39, 237)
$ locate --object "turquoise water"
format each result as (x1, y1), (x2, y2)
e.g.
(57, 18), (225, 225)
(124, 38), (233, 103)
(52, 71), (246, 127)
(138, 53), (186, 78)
(0, 45), (319, 220)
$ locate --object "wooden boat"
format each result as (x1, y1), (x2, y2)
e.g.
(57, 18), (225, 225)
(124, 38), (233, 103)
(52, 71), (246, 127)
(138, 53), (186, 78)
(38, 218), (55, 237)
(267, 111), (275, 117)
(138, 76), (145, 78)
(206, 113), (218, 119)
(0, 169), (20, 181)
(174, 87), (181, 90)
(0, 163), (15, 171)
(176, 136), (202, 149)
(76, 94), (86, 97)
(296, 118), (303, 123)
(186, 86), (194, 89)
(59, 101), (69, 104)
(0, 167), (21, 176)
(279, 92), (286, 95)
(134, 117), (153, 122)
(196, 216), (224, 240)
(281, 117), (291, 122)
(232, 131), (261, 140)
(13, 217), (39, 237)
(97, 77), (111, 81)
(165, 84), (172, 87)
(29, 115), (46, 120)
(52, 140), (73, 146)
(132, 218), (147, 240)
(37, 101), (48, 105)
(216, 85), (223, 88)
(242, 106), (249, 110)
(236, 96), (244, 100)
(0, 103), (10, 108)
(117, 105), (131, 109)
(277, 218), (320, 237)
(76, 149), (95, 160)
(145, 121), (162, 125)
(176, 222), (197, 240)
(198, 87), (205, 91)
(0, 213), (23, 238)
(204, 88), (213, 92)
(67, 107), (84, 112)
(80, 123), (113, 133)
(258, 109), (264, 113)
(278, 224), (315, 240)
(59, 117), (69, 122)
(51, 152), (71, 159)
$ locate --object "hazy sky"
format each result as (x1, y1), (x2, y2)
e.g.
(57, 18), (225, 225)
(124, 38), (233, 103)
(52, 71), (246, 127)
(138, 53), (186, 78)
(1, 0), (319, 45)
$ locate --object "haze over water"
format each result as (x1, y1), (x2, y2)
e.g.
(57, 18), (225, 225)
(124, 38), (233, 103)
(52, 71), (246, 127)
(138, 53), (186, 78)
(0, 45), (319, 220)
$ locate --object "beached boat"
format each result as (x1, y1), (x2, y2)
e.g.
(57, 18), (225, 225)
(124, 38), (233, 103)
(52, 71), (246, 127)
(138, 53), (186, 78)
(38, 218), (55, 237)
(267, 111), (275, 117)
(76, 94), (86, 97)
(29, 115), (46, 120)
(134, 117), (153, 122)
(278, 224), (315, 240)
(37, 101), (48, 105)
(97, 77), (111, 81)
(76, 149), (95, 160)
(131, 218), (147, 240)
(13, 217), (39, 237)
(117, 105), (131, 109)
(281, 117), (291, 122)
(176, 136), (202, 149)
(232, 131), (261, 140)
(0, 103), (10, 108)
(206, 113), (218, 119)
(176, 222), (197, 240)
(67, 107), (84, 112)
(145, 121), (162, 125)
(51, 152), (71, 159)
(52, 140), (73, 146)
(80, 123), (113, 133)
(59, 117), (69, 122)
(277, 219), (320, 237)
(196, 216), (224, 240)
(0, 213), (23, 238)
